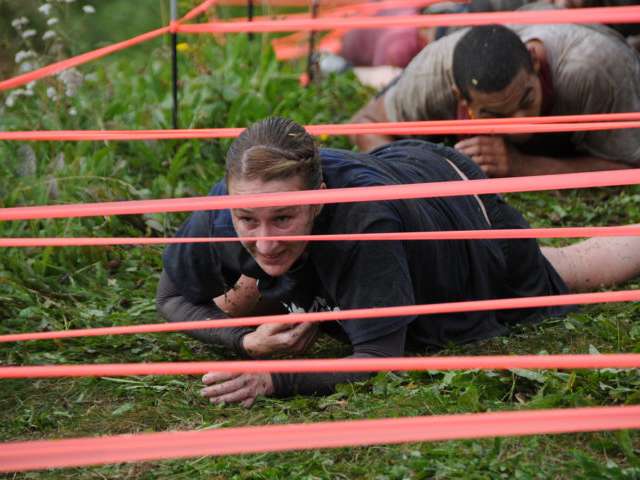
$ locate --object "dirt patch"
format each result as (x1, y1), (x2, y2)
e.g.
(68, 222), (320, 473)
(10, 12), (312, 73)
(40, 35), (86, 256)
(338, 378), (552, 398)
(0, 49), (16, 79)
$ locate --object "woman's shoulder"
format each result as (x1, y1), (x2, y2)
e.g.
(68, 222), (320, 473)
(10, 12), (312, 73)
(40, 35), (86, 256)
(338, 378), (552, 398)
(319, 148), (389, 189)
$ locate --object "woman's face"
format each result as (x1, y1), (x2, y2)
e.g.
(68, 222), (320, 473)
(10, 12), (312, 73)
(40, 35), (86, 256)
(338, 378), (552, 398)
(228, 175), (320, 277)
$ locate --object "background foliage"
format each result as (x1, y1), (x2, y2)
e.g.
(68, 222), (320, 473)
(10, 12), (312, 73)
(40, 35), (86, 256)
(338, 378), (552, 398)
(1, 1), (639, 478)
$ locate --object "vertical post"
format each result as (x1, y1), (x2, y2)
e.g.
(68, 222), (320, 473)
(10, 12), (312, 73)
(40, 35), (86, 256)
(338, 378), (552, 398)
(248, 0), (255, 41)
(306, 0), (320, 85)
(171, 0), (179, 130)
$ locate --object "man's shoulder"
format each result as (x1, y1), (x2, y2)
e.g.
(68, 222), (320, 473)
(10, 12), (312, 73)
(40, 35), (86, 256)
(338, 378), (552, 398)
(514, 24), (635, 105)
(515, 23), (627, 60)
(383, 30), (465, 122)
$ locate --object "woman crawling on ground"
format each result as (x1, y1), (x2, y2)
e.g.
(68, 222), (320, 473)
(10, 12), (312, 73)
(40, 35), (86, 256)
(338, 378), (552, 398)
(157, 117), (640, 407)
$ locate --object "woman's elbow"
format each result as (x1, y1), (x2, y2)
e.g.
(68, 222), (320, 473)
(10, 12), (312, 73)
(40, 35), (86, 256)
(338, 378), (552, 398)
(156, 270), (180, 322)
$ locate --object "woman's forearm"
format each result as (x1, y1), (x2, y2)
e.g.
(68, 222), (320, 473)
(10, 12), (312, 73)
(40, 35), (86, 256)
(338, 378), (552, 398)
(270, 326), (407, 397)
(156, 270), (254, 356)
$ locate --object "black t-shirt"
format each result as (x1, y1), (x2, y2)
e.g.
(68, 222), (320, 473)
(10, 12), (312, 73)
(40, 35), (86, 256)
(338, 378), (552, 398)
(163, 140), (570, 349)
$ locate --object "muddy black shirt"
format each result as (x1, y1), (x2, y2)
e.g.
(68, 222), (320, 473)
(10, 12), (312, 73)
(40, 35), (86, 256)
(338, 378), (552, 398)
(163, 141), (569, 358)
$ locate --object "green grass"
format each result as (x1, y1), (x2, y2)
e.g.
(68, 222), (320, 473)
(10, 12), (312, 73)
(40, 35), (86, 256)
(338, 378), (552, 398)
(1, 3), (639, 478)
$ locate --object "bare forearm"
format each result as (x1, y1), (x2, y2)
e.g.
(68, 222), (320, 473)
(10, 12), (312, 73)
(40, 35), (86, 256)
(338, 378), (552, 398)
(510, 152), (630, 176)
(156, 270), (252, 356)
(350, 96), (394, 151)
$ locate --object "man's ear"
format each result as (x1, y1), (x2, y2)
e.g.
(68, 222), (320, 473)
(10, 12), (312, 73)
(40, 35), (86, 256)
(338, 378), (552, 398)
(452, 85), (468, 105)
(452, 84), (470, 111)
(452, 85), (462, 102)
(527, 44), (541, 74)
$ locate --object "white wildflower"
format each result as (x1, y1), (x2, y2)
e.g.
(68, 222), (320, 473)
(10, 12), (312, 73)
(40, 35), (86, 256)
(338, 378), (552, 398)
(51, 152), (65, 172)
(68, 107), (77, 116)
(42, 30), (56, 40)
(47, 176), (59, 200)
(46, 87), (58, 99)
(58, 68), (84, 97)
(82, 5), (95, 13)
(64, 0), (76, 3)
(17, 145), (37, 177)
(5, 92), (17, 108)
(14, 50), (35, 64)
(21, 29), (37, 39)
(26, 82), (36, 91)
(11, 17), (29, 29)
(47, 17), (59, 26)
(19, 62), (35, 73)
(38, 3), (53, 15)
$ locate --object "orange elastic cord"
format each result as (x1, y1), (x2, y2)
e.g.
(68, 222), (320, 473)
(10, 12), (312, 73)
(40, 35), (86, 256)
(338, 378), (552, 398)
(1, 225), (640, 249)
(2, 353), (640, 378)
(1, 405), (639, 472)
(1, 169), (639, 221)
(177, 6), (640, 34)
(1, 288), (639, 344)
(214, 0), (367, 6)
(2, 5), (638, 93)
(0, 0), (211, 92)
(0, 27), (170, 92)
(1, 113), (639, 141)
(326, 0), (468, 17)
(180, 0), (218, 23)
(270, 0), (461, 60)
(224, 0), (460, 23)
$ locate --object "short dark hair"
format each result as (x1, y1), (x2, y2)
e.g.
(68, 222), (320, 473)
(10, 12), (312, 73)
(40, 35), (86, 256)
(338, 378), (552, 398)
(452, 25), (533, 101)
(226, 117), (322, 190)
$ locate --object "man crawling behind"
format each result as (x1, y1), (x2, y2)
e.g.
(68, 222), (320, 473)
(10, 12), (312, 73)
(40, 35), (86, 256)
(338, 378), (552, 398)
(352, 23), (640, 177)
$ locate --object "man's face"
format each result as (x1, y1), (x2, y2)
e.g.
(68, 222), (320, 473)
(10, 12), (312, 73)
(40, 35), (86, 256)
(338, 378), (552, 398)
(464, 68), (543, 143)
(229, 176), (319, 277)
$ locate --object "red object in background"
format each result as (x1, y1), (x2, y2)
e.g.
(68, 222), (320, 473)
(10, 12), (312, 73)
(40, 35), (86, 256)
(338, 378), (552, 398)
(340, 6), (427, 67)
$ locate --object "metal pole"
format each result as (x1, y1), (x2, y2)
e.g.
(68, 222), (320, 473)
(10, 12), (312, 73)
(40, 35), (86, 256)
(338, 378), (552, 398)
(171, 0), (179, 130)
(306, 0), (319, 85)
(248, 0), (254, 41)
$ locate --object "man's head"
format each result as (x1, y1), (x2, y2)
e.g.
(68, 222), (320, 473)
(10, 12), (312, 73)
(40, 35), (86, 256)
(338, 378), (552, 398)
(452, 25), (543, 132)
(225, 118), (324, 277)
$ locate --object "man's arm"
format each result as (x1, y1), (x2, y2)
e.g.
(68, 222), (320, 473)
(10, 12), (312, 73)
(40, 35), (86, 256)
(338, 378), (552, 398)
(509, 151), (630, 176)
(349, 96), (395, 152)
(455, 135), (631, 177)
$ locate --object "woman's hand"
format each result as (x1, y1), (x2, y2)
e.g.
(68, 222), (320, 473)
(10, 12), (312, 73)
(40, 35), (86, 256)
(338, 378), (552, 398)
(201, 372), (274, 408)
(242, 322), (319, 358)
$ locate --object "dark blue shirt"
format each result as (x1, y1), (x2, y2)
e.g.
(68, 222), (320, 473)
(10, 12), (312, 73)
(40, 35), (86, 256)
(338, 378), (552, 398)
(164, 140), (569, 348)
